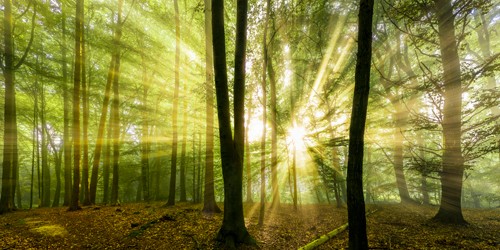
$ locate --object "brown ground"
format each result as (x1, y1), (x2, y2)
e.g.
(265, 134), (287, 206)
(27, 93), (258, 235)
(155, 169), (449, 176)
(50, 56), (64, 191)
(0, 202), (498, 249)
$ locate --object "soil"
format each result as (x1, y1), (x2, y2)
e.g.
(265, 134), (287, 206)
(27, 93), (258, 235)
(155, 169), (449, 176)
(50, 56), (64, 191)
(0, 202), (498, 249)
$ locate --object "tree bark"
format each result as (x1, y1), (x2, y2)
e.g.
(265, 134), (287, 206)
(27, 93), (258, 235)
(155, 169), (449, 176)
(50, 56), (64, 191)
(81, 24), (91, 206)
(202, 0), (221, 213)
(346, 0), (374, 249)
(41, 79), (51, 207)
(167, 0), (181, 206)
(245, 99), (253, 203)
(259, 0), (270, 225)
(69, 0), (84, 211)
(267, 3), (279, 207)
(179, 85), (188, 202)
(61, 4), (72, 207)
(141, 54), (150, 202)
(432, 0), (466, 224)
(212, 0), (255, 246)
(110, 0), (123, 206)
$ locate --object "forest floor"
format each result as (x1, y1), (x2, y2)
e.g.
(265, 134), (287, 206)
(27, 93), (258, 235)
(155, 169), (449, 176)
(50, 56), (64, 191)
(0, 202), (498, 249)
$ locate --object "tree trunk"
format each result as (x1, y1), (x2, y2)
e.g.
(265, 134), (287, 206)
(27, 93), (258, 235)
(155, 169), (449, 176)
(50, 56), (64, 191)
(245, 101), (253, 204)
(61, 5), (72, 207)
(346, 0), (373, 249)
(432, 0), (466, 224)
(0, 0), (15, 214)
(141, 54), (150, 202)
(202, 0), (221, 212)
(69, 0), (84, 211)
(102, 115), (112, 204)
(259, 0), (270, 225)
(212, 0), (255, 246)
(167, 0), (181, 206)
(81, 25), (91, 206)
(179, 85), (188, 202)
(267, 3), (279, 207)
(89, 56), (115, 204)
(41, 81), (51, 207)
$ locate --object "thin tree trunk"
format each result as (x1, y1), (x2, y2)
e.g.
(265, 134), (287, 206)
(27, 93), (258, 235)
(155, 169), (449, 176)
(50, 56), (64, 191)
(141, 54), (150, 202)
(81, 25), (91, 206)
(202, 0), (221, 213)
(179, 85), (188, 202)
(60, 4), (72, 206)
(245, 100), (253, 203)
(102, 114), (112, 204)
(432, 0), (466, 224)
(89, 56), (115, 204)
(258, 0), (270, 225)
(110, 0), (123, 206)
(346, 0), (374, 249)
(41, 80), (51, 207)
(197, 133), (203, 203)
(167, 0), (181, 206)
(69, 0), (84, 211)
(267, 2), (279, 207)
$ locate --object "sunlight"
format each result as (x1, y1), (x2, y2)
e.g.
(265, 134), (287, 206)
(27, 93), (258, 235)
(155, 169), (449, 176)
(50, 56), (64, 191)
(247, 118), (265, 142)
(288, 125), (307, 151)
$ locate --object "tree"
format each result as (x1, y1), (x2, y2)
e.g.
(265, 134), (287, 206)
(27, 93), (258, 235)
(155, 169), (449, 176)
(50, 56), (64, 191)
(141, 52), (151, 202)
(202, 0), (221, 213)
(179, 84), (188, 202)
(81, 18), (91, 206)
(432, 0), (466, 224)
(110, 0), (124, 206)
(346, 0), (374, 249)
(166, 0), (181, 206)
(212, 0), (255, 246)
(61, 2), (72, 207)
(267, 0), (279, 208)
(258, 0), (270, 225)
(69, 0), (85, 211)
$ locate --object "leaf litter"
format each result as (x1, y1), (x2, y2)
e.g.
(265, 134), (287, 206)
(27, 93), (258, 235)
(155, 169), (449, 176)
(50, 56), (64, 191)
(0, 202), (498, 249)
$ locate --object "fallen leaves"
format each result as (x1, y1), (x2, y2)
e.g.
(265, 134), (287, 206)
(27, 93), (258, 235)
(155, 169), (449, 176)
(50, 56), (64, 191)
(0, 202), (498, 249)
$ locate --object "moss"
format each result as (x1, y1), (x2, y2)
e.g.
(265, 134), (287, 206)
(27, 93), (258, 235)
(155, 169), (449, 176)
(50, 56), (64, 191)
(31, 225), (68, 237)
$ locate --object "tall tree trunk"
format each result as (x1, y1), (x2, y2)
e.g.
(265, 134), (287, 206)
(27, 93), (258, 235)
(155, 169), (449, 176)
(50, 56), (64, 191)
(69, 0), (84, 211)
(432, 0), (466, 224)
(267, 2), (279, 207)
(52, 150), (62, 207)
(167, 0), (181, 206)
(179, 85), (188, 202)
(192, 134), (197, 202)
(212, 0), (255, 246)
(245, 101), (253, 203)
(258, 0), (270, 225)
(346, 0), (373, 249)
(197, 133), (203, 203)
(202, 0), (221, 213)
(89, 56), (115, 204)
(392, 103), (412, 203)
(30, 88), (38, 209)
(110, 0), (123, 206)
(102, 114), (112, 204)
(61, 5), (72, 207)
(81, 25), (91, 206)
(141, 54), (150, 202)
(41, 80), (51, 207)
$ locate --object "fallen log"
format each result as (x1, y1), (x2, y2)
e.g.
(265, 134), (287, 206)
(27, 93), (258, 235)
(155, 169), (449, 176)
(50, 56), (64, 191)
(298, 209), (378, 250)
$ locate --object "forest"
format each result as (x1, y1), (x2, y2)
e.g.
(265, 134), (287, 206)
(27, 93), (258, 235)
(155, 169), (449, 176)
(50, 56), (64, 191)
(0, 0), (499, 249)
